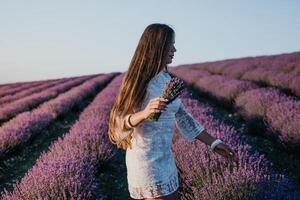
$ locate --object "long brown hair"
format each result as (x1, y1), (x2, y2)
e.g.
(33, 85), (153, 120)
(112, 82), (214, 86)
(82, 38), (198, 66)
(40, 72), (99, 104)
(108, 23), (175, 150)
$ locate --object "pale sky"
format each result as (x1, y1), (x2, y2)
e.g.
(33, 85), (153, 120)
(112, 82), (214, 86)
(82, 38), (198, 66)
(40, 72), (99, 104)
(0, 0), (299, 84)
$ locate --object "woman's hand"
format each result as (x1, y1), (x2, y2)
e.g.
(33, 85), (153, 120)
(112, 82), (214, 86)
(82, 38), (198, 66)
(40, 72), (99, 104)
(142, 96), (168, 119)
(213, 143), (238, 163)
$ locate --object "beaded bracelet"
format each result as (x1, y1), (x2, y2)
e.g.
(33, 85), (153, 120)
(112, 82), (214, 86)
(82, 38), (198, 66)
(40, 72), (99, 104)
(210, 139), (223, 150)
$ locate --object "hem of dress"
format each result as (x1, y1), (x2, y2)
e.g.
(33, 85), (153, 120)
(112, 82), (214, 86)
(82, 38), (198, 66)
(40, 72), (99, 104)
(128, 171), (179, 199)
(145, 183), (180, 199)
(129, 184), (179, 200)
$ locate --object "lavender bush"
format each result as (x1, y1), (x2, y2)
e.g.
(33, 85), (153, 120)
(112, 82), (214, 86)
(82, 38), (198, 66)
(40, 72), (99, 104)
(0, 78), (68, 105)
(0, 75), (94, 123)
(173, 51), (300, 97)
(0, 81), (45, 98)
(0, 74), (114, 156)
(235, 88), (293, 119)
(266, 100), (300, 150)
(172, 91), (300, 200)
(173, 68), (300, 150)
(194, 74), (258, 103)
(235, 88), (300, 150)
(1, 73), (121, 199)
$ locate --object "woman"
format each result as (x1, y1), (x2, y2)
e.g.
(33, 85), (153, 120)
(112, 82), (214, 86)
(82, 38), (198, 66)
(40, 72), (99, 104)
(108, 23), (237, 200)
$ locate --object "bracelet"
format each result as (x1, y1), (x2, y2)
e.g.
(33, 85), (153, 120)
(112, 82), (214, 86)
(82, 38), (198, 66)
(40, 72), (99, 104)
(210, 139), (223, 150)
(126, 114), (137, 128)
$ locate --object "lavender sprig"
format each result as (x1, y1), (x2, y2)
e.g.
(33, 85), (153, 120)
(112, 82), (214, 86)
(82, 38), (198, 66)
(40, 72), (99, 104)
(147, 77), (185, 121)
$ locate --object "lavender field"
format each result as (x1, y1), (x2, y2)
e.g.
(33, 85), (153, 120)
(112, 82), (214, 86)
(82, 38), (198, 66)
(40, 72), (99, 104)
(0, 51), (300, 199)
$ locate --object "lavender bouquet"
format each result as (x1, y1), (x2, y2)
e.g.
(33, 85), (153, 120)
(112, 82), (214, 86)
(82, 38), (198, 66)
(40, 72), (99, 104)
(147, 76), (186, 121)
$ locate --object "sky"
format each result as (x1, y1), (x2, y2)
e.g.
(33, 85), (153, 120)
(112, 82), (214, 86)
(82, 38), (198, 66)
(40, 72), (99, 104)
(0, 0), (299, 84)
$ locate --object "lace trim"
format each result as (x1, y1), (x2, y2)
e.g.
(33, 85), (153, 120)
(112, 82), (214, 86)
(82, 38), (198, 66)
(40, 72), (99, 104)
(128, 171), (179, 199)
(175, 100), (205, 142)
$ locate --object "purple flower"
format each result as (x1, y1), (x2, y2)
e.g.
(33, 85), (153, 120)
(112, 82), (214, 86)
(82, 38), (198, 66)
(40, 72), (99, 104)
(147, 76), (185, 121)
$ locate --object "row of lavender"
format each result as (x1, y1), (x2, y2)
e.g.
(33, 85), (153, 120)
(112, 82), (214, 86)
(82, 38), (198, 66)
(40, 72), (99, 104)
(0, 76), (71, 98)
(0, 78), (70, 105)
(170, 69), (300, 151)
(1, 74), (121, 199)
(184, 51), (300, 73)
(0, 74), (101, 98)
(0, 73), (115, 157)
(201, 66), (299, 97)
(0, 83), (24, 90)
(172, 90), (300, 200)
(0, 80), (51, 98)
(175, 52), (300, 97)
(0, 75), (94, 105)
(0, 75), (98, 124)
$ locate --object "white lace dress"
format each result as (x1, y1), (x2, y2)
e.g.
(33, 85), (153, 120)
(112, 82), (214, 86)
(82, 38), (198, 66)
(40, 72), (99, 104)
(115, 70), (205, 199)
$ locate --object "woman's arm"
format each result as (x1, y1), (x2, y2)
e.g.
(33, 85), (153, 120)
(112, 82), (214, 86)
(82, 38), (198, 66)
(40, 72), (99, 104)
(114, 96), (166, 144)
(174, 98), (238, 162)
(126, 110), (148, 128)
(196, 129), (238, 163)
(128, 96), (168, 128)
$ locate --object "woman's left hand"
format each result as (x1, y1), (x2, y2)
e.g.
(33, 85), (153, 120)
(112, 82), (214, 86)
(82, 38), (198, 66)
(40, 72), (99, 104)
(213, 143), (238, 163)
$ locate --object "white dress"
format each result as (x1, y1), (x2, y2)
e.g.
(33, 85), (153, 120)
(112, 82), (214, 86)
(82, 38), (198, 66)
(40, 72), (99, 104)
(115, 70), (205, 199)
